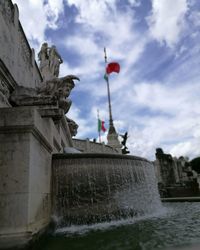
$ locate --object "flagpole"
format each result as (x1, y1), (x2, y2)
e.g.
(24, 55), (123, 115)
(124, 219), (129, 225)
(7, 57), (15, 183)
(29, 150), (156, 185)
(97, 109), (101, 143)
(103, 48), (121, 152)
(104, 48), (114, 129)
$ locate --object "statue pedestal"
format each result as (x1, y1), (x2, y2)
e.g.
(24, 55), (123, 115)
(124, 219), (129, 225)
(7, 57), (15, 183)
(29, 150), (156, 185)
(107, 125), (122, 154)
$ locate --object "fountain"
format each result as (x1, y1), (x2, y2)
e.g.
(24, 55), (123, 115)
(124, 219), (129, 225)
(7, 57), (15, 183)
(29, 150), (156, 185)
(52, 153), (162, 227)
(1, 2), (199, 249)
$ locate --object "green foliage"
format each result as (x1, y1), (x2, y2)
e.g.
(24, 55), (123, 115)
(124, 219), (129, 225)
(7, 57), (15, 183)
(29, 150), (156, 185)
(190, 157), (200, 173)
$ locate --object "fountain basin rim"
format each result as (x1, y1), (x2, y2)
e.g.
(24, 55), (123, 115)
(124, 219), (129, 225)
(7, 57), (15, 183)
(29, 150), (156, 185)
(52, 153), (152, 163)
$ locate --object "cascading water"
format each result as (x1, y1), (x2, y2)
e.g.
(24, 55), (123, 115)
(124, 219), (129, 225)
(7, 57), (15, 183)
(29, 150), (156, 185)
(52, 154), (162, 227)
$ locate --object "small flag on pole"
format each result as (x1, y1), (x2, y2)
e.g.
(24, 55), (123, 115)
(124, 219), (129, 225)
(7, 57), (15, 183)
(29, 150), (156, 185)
(106, 62), (120, 74)
(98, 119), (106, 132)
(104, 73), (108, 82)
(97, 109), (106, 143)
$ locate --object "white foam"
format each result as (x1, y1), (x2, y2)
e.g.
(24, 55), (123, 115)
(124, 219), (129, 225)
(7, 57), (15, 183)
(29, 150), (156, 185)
(54, 207), (168, 236)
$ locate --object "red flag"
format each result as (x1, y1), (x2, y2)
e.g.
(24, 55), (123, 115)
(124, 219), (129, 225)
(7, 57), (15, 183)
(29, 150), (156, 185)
(106, 62), (120, 74)
(101, 121), (106, 132)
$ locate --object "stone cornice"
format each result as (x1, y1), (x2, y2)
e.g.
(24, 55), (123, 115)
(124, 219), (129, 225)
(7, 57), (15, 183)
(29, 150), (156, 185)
(0, 59), (17, 91)
(52, 152), (151, 163)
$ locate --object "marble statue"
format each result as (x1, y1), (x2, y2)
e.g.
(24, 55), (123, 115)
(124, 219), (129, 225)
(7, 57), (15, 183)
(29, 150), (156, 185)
(11, 43), (79, 115)
(37, 43), (79, 114)
(38, 43), (48, 67)
(38, 42), (50, 81)
(49, 45), (63, 77)
(38, 43), (63, 81)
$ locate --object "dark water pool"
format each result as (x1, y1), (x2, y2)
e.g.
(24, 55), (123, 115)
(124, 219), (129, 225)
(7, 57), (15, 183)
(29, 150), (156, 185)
(26, 202), (200, 250)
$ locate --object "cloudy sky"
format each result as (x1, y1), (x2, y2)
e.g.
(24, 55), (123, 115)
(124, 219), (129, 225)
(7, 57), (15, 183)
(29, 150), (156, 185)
(13, 0), (200, 160)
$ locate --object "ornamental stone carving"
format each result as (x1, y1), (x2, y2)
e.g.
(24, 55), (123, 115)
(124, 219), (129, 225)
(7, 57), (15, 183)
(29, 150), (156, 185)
(0, 0), (15, 24)
(10, 74), (79, 115)
(37, 43), (80, 114)
(0, 78), (10, 98)
(37, 75), (79, 114)
(66, 117), (78, 137)
(9, 86), (37, 106)
(19, 28), (32, 67)
(0, 78), (10, 107)
(9, 41), (80, 117)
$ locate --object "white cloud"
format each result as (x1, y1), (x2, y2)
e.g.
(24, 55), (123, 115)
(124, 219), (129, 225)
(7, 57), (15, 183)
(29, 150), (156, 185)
(69, 77), (200, 160)
(44, 0), (64, 29)
(13, 0), (46, 47)
(67, 105), (93, 139)
(11, 0), (200, 161)
(66, 0), (117, 28)
(128, 0), (141, 7)
(119, 80), (200, 159)
(189, 10), (200, 27)
(147, 0), (188, 47)
(170, 140), (200, 159)
(132, 82), (200, 116)
(13, 0), (64, 49)
(60, 0), (148, 98)
(127, 113), (200, 160)
(65, 0), (141, 57)
(63, 35), (103, 78)
(60, 0), (200, 160)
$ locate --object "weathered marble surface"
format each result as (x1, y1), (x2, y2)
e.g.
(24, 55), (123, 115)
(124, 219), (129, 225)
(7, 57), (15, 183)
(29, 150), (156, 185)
(38, 43), (63, 81)
(9, 74), (79, 115)
(0, 1), (79, 248)
(0, 0), (79, 119)
(0, 0), (42, 90)
(0, 106), (73, 248)
(37, 75), (79, 114)
(67, 117), (79, 137)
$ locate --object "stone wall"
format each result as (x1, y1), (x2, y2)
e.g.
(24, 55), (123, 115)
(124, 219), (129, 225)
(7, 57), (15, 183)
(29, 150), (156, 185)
(0, 0), (42, 107)
(73, 138), (119, 154)
(155, 148), (200, 198)
(155, 148), (178, 186)
(0, 106), (72, 248)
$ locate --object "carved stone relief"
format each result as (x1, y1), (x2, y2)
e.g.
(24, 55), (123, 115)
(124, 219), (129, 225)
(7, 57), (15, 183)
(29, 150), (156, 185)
(66, 118), (78, 137)
(0, 0), (14, 24)
(0, 75), (11, 107)
(0, 77), (10, 98)
(18, 27), (32, 68)
(37, 75), (79, 114)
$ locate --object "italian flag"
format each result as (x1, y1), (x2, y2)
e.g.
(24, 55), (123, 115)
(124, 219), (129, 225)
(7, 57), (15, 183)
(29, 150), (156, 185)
(104, 62), (120, 82)
(98, 119), (106, 132)
(106, 62), (120, 74)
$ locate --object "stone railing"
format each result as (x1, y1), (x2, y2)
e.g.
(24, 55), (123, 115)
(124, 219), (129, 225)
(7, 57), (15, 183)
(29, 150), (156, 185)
(72, 138), (119, 154)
